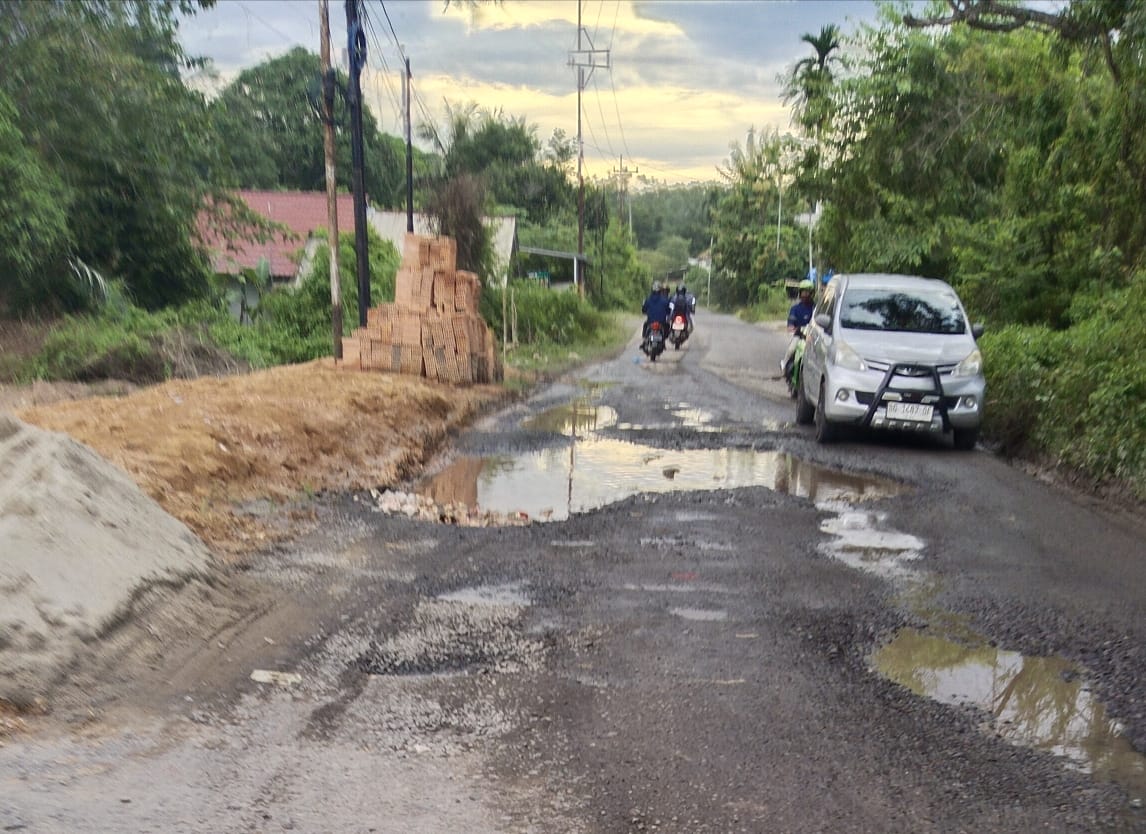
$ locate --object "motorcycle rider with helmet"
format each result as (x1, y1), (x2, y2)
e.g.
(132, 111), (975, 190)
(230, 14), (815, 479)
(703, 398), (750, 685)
(669, 285), (696, 335)
(781, 279), (815, 375)
(642, 280), (671, 339)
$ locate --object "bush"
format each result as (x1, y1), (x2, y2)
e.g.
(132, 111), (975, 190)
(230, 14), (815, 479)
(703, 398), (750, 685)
(981, 271), (1146, 497)
(738, 281), (792, 323)
(207, 229), (400, 366)
(980, 324), (1065, 456)
(480, 281), (610, 346)
(28, 306), (173, 382)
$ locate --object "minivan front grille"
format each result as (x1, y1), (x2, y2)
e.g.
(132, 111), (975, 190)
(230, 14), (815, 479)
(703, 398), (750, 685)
(864, 358), (957, 376)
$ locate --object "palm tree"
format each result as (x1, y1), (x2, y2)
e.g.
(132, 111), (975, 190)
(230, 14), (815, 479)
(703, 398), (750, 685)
(782, 25), (841, 291)
(782, 24), (841, 138)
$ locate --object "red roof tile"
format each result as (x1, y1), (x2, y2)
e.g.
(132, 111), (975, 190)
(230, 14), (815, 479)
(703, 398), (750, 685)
(200, 190), (357, 278)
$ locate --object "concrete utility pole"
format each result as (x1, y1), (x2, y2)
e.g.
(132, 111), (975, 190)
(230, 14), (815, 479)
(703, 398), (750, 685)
(346, 0), (370, 325)
(568, 0), (610, 297)
(320, 0), (342, 358)
(404, 56), (414, 234)
(612, 155), (637, 235)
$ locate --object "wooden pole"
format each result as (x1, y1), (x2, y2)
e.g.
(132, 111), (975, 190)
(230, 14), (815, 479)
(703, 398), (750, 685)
(320, 0), (342, 358)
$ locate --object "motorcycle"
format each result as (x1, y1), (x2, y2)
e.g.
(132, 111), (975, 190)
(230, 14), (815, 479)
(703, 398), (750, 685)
(668, 313), (689, 349)
(642, 321), (666, 361)
(783, 326), (806, 399)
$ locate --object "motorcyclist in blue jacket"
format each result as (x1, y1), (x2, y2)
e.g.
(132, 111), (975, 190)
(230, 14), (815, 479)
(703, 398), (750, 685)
(642, 281), (671, 338)
(781, 279), (815, 373)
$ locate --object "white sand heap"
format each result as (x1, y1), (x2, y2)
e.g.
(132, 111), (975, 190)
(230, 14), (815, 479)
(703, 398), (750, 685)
(0, 414), (212, 707)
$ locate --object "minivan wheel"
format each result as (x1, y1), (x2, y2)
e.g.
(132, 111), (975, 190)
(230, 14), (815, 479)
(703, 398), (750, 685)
(953, 427), (979, 451)
(814, 382), (839, 443)
(795, 375), (814, 425)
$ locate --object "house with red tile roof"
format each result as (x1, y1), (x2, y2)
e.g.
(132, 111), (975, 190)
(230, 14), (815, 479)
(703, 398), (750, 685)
(201, 190), (517, 288)
(200, 189), (357, 282)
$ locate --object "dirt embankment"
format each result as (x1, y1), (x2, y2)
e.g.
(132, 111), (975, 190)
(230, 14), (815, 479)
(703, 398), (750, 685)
(13, 360), (511, 555)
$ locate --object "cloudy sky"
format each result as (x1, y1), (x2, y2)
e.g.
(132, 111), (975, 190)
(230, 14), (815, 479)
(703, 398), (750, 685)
(179, 0), (891, 186)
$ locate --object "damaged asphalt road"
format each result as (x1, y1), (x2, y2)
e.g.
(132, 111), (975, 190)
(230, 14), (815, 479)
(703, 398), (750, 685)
(4, 312), (1146, 832)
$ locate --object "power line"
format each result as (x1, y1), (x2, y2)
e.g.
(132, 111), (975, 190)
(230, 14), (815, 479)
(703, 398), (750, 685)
(236, 1), (300, 48)
(590, 75), (616, 158)
(377, 0), (407, 62)
(359, 5), (404, 129)
(605, 1), (633, 160)
(363, 1), (443, 157)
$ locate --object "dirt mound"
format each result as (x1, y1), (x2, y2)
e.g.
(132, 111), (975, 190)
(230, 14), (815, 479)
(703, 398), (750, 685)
(0, 414), (212, 707)
(15, 360), (509, 554)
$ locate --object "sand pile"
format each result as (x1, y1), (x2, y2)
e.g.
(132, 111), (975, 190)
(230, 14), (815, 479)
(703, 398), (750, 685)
(0, 415), (211, 707)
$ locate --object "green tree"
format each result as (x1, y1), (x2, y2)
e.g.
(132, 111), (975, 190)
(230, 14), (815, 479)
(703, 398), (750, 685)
(419, 102), (575, 224)
(709, 128), (809, 307)
(208, 47), (415, 208)
(782, 23), (841, 195)
(0, 90), (74, 312)
(0, 0), (216, 311)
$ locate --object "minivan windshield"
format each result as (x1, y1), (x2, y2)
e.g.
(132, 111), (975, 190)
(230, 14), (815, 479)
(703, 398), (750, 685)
(840, 288), (966, 334)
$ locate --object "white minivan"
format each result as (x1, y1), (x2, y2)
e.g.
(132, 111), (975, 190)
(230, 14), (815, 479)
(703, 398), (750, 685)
(797, 273), (986, 450)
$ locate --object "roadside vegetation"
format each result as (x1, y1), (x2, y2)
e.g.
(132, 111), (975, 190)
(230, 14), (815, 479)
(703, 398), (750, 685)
(709, 5), (1146, 499)
(2, 0), (1144, 499)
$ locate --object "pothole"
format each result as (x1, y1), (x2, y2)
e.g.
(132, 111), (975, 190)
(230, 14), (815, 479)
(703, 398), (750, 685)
(404, 446), (902, 524)
(356, 594), (542, 677)
(817, 503), (925, 580)
(873, 627), (1146, 804)
(523, 402), (618, 434)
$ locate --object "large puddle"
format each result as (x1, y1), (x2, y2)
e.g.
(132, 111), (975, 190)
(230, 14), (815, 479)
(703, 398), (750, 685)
(416, 442), (901, 522)
(416, 400), (902, 521)
(874, 627), (1146, 803)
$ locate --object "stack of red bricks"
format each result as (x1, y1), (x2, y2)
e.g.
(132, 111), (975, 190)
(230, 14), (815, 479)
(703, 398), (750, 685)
(338, 234), (501, 384)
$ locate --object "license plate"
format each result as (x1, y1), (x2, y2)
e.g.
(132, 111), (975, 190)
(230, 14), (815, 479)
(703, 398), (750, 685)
(672, 321), (685, 330)
(886, 402), (933, 422)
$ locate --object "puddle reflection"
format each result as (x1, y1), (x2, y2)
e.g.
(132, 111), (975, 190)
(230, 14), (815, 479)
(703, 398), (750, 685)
(817, 505), (925, 580)
(523, 403), (618, 435)
(874, 628), (1146, 802)
(417, 444), (901, 523)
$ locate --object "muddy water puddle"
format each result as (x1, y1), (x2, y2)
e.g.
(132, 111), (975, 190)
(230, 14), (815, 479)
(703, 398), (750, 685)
(874, 627), (1146, 803)
(416, 443), (901, 522)
(418, 392), (902, 521)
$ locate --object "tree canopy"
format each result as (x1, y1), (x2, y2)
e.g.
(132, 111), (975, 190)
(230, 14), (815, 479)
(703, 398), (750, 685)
(0, 0), (217, 312)
(208, 46), (430, 209)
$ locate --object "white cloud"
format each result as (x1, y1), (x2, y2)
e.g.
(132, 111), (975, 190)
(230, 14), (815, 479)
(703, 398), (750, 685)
(180, 0), (887, 185)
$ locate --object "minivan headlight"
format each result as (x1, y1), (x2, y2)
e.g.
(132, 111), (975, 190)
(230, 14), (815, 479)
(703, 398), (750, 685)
(832, 340), (867, 372)
(953, 348), (982, 377)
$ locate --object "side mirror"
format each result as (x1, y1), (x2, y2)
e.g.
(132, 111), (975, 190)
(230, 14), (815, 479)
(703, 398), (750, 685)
(972, 323), (985, 340)
(815, 313), (832, 330)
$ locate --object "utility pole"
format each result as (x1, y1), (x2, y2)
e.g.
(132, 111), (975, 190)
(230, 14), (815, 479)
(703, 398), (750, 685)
(568, 0), (609, 298)
(345, 0), (370, 325)
(404, 56), (414, 234)
(612, 155), (637, 235)
(320, 0), (342, 358)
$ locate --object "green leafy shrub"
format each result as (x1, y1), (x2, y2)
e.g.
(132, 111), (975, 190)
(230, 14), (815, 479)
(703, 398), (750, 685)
(980, 324), (1065, 457)
(28, 306), (173, 382)
(1048, 273), (1146, 495)
(207, 229), (400, 366)
(739, 282), (793, 323)
(981, 271), (1146, 496)
(480, 281), (610, 346)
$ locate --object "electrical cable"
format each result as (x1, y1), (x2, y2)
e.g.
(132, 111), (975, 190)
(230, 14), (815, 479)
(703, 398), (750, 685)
(590, 74), (616, 158)
(359, 5), (404, 130)
(605, 1), (633, 160)
(377, 0), (406, 62)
